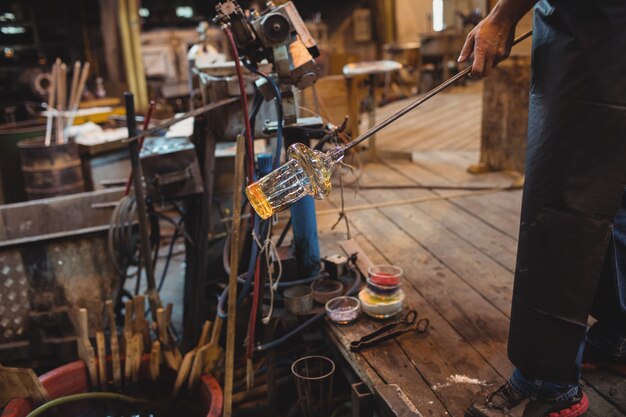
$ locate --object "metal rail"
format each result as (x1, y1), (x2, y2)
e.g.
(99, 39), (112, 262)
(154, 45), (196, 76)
(124, 97), (239, 143)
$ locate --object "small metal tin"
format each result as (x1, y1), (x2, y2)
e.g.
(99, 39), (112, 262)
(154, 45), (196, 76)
(283, 285), (313, 315)
(311, 279), (344, 304)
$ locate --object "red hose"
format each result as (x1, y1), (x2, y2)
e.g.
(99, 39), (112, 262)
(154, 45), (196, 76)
(223, 26), (262, 358)
(224, 27), (256, 184)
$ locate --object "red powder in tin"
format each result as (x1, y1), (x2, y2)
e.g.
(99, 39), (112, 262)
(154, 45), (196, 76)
(370, 272), (401, 286)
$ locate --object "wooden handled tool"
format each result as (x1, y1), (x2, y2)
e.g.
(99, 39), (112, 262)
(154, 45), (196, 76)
(76, 308), (98, 387)
(150, 340), (161, 382)
(131, 333), (144, 383)
(172, 350), (195, 396)
(188, 319), (215, 389)
(96, 330), (107, 388)
(123, 299), (134, 383)
(200, 315), (224, 375)
(106, 300), (122, 387)
(0, 365), (49, 407)
(172, 320), (212, 395)
(133, 295), (151, 352)
(157, 307), (182, 370)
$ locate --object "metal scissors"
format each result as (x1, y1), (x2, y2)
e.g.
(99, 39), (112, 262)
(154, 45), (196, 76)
(349, 310), (430, 352)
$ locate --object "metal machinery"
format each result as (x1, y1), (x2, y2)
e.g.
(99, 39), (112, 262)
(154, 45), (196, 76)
(175, 0), (327, 347)
(214, 0), (321, 124)
(213, 0), (325, 276)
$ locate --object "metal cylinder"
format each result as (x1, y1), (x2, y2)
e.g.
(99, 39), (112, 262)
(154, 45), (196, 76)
(283, 285), (313, 315)
(17, 138), (85, 200)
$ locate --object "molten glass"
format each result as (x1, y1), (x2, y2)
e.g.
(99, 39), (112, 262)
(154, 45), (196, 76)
(246, 143), (344, 220)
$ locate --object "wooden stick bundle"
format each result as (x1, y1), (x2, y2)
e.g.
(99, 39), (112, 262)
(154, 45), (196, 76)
(73, 299), (221, 394)
(43, 58), (90, 146)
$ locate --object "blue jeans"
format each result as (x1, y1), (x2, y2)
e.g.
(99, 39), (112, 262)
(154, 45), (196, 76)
(510, 189), (626, 399)
(588, 189), (626, 359)
(510, 368), (580, 401)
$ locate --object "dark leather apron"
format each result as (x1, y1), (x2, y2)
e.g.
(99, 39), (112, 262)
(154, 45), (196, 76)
(507, 0), (626, 385)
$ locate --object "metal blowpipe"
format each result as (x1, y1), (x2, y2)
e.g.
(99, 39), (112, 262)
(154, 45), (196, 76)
(246, 30), (533, 220)
(344, 29), (533, 151)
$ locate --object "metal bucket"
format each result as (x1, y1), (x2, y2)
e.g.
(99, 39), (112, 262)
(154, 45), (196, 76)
(17, 138), (85, 200)
(0, 120), (46, 203)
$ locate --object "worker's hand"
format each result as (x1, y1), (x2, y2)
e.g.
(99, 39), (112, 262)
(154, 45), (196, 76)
(458, 16), (516, 78)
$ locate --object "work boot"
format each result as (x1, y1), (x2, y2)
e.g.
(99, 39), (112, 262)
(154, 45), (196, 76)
(465, 383), (589, 417)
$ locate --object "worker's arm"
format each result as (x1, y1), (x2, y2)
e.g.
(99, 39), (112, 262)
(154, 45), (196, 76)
(458, 0), (537, 77)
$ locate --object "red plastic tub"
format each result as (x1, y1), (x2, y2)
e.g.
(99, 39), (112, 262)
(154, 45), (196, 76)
(2, 359), (222, 417)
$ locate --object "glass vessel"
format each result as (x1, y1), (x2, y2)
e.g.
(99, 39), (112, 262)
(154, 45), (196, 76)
(246, 143), (344, 220)
(325, 296), (361, 324)
(358, 288), (405, 319)
(368, 264), (403, 286)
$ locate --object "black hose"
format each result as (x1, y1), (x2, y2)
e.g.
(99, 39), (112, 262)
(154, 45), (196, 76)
(157, 218), (183, 292)
(242, 60), (283, 170)
(249, 90), (264, 137)
(276, 218), (292, 248)
(255, 267), (362, 351)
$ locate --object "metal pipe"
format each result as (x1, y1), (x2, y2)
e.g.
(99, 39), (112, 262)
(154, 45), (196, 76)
(124, 92), (160, 319)
(344, 30), (533, 151)
(123, 97), (239, 143)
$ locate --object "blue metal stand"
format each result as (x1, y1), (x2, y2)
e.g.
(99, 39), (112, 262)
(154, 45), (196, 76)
(290, 195), (321, 277)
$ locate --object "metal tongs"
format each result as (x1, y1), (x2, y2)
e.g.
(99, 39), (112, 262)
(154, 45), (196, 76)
(349, 310), (430, 352)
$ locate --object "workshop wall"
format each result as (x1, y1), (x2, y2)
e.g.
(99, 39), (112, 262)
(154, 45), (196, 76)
(395, 0), (488, 43)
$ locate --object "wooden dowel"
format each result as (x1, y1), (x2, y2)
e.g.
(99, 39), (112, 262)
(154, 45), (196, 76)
(44, 62), (58, 146)
(68, 61), (81, 111)
(73, 62), (90, 109)
(67, 62), (90, 128)
(224, 135), (246, 417)
(56, 62), (67, 143)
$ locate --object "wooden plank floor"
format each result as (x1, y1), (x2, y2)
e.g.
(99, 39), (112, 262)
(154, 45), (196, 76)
(360, 82), (483, 153)
(317, 85), (626, 417)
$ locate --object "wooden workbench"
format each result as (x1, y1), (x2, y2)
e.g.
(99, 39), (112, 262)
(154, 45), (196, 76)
(316, 84), (626, 416)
